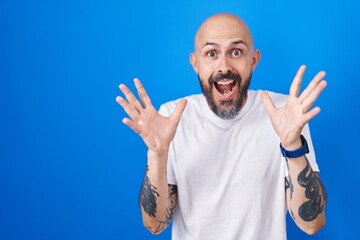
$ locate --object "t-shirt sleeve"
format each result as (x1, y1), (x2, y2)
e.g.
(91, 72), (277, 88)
(167, 142), (177, 185)
(158, 104), (177, 185)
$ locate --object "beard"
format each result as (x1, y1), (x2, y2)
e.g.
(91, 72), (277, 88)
(198, 71), (251, 120)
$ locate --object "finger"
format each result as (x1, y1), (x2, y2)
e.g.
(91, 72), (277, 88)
(302, 106), (321, 124)
(289, 65), (306, 97)
(119, 83), (143, 112)
(301, 80), (327, 112)
(122, 117), (143, 135)
(116, 96), (141, 121)
(134, 78), (152, 108)
(261, 92), (276, 117)
(299, 71), (326, 102)
(170, 99), (187, 125)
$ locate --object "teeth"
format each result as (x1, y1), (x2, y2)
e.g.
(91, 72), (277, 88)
(217, 80), (234, 85)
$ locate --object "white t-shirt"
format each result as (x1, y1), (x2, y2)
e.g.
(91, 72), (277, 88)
(159, 90), (319, 240)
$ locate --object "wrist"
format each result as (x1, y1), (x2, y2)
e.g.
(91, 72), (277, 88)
(280, 138), (302, 151)
(280, 135), (309, 159)
(147, 149), (169, 177)
(147, 148), (169, 160)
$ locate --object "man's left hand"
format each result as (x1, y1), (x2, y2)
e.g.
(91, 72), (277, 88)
(261, 65), (327, 150)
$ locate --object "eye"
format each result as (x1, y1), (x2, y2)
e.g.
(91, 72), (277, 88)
(232, 49), (242, 57)
(207, 50), (217, 58)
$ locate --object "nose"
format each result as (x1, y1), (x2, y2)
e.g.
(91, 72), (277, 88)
(217, 55), (233, 74)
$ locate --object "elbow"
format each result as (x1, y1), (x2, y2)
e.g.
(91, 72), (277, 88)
(302, 219), (326, 235)
(304, 227), (321, 236)
(142, 219), (165, 235)
(144, 225), (164, 235)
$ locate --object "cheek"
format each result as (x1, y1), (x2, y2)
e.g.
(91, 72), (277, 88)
(234, 61), (252, 77)
(244, 57), (256, 70)
(199, 76), (211, 89)
(198, 59), (217, 71)
(198, 66), (212, 82)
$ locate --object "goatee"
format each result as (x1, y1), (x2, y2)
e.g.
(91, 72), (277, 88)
(198, 72), (251, 120)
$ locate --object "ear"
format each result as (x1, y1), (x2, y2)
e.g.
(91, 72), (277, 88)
(190, 53), (199, 74)
(251, 49), (261, 72)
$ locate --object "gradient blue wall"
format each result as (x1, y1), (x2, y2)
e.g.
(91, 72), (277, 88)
(1, 0), (359, 239)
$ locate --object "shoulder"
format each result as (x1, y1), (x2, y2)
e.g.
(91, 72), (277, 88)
(158, 94), (205, 116)
(266, 90), (288, 108)
(249, 89), (288, 108)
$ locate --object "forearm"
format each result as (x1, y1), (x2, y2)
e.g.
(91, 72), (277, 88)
(286, 155), (327, 235)
(138, 150), (177, 235)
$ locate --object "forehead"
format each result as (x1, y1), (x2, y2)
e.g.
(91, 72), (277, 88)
(195, 15), (253, 50)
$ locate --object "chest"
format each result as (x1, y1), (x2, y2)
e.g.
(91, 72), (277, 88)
(172, 115), (284, 192)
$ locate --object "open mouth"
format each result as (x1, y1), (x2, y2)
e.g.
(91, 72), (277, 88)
(213, 79), (238, 99)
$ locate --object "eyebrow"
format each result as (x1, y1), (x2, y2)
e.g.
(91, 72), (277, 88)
(231, 40), (245, 45)
(202, 40), (246, 48)
(203, 42), (219, 48)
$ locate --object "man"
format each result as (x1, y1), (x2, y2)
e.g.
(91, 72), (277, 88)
(116, 13), (327, 240)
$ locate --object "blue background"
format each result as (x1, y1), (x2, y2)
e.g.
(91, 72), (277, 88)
(1, 0), (359, 239)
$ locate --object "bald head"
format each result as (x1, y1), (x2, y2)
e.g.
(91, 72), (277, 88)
(189, 13), (261, 119)
(194, 13), (254, 53)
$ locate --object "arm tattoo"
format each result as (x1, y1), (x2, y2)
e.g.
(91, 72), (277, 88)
(297, 158), (327, 222)
(138, 166), (178, 234)
(285, 175), (296, 220)
(285, 175), (294, 199)
(139, 166), (159, 218)
(148, 184), (178, 234)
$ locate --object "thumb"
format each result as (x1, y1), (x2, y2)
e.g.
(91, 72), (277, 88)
(170, 99), (187, 125)
(261, 92), (276, 116)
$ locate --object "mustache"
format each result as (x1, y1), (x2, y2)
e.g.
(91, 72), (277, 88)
(209, 72), (242, 84)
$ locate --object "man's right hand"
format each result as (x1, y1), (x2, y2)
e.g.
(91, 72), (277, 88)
(116, 78), (187, 156)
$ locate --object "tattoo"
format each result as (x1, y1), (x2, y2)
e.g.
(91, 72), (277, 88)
(169, 184), (178, 196)
(138, 166), (178, 234)
(285, 175), (295, 219)
(285, 175), (294, 199)
(297, 158), (326, 222)
(149, 184), (178, 234)
(290, 209), (296, 220)
(139, 166), (159, 218)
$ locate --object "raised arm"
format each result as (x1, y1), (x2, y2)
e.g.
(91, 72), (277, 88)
(261, 65), (327, 235)
(116, 78), (187, 234)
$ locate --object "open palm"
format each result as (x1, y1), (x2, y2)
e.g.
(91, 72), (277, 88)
(116, 78), (187, 155)
(261, 65), (327, 149)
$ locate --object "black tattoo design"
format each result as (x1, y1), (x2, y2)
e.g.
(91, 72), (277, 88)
(148, 184), (178, 234)
(139, 166), (159, 218)
(297, 159), (326, 222)
(285, 175), (294, 199)
(285, 175), (296, 220)
(138, 166), (178, 234)
(290, 209), (296, 220)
